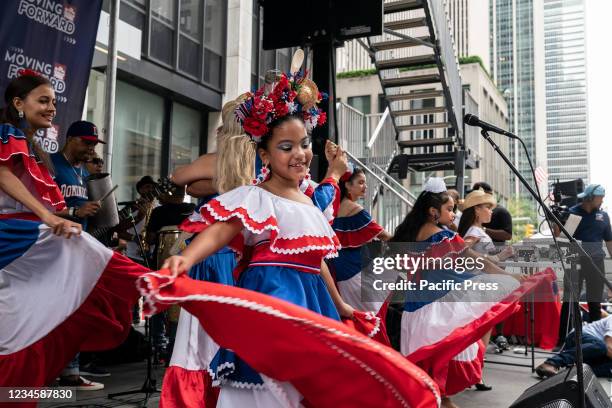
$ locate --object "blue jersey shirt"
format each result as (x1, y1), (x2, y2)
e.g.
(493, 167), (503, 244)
(50, 153), (90, 225)
(569, 204), (612, 259)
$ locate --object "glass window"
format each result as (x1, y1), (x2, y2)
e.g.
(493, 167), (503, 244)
(203, 0), (225, 53)
(203, 48), (222, 88)
(179, 35), (201, 78)
(120, 3), (145, 31)
(150, 20), (174, 65)
(347, 96), (371, 115)
(180, 0), (202, 38)
(170, 102), (201, 172)
(151, 0), (176, 24)
(112, 81), (164, 202)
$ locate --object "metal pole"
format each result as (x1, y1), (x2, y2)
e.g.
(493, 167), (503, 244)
(103, 0), (120, 173)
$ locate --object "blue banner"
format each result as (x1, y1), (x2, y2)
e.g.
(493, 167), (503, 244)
(0, 0), (102, 152)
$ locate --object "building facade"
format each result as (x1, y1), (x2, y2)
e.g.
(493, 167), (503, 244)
(490, 0), (547, 197)
(543, 0), (589, 184)
(445, 0), (491, 68)
(461, 63), (511, 202)
(87, 0), (298, 202)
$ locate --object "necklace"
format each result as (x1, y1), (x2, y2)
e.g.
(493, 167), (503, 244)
(62, 152), (84, 186)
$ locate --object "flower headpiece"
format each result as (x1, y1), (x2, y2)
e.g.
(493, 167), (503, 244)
(18, 69), (42, 78)
(235, 50), (327, 142)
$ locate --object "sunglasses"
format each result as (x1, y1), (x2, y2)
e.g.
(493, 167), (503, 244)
(87, 158), (104, 165)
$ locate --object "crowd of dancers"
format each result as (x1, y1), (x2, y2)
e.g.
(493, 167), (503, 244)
(0, 56), (556, 408)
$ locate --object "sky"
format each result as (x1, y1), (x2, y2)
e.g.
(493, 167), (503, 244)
(585, 0), (612, 209)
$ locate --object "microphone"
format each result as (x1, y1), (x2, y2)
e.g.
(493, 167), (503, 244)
(463, 114), (518, 139)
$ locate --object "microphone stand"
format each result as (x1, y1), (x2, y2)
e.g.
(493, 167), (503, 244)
(108, 206), (160, 406)
(479, 129), (612, 408)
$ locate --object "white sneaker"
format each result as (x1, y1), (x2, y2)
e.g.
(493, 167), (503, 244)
(59, 376), (104, 391)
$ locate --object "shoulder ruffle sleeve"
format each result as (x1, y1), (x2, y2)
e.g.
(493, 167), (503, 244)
(0, 124), (65, 210)
(426, 230), (468, 259)
(332, 209), (384, 248)
(182, 185), (340, 260)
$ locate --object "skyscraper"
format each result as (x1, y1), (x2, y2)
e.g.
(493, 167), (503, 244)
(446, 0), (491, 68)
(490, 0), (547, 197)
(543, 0), (589, 184)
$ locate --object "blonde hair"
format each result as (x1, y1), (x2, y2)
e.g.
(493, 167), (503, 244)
(214, 98), (256, 193)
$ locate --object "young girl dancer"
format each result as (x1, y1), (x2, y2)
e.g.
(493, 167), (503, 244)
(386, 178), (550, 408)
(0, 72), (148, 396)
(161, 71), (354, 405)
(329, 167), (391, 312)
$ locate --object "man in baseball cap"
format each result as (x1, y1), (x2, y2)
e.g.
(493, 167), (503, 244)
(577, 184), (605, 200)
(66, 120), (106, 144)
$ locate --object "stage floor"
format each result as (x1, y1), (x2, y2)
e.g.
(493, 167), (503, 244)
(40, 346), (612, 408)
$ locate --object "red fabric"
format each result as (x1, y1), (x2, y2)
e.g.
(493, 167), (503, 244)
(0, 129), (65, 211)
(138, 271), (441, 408)
(319, 177), (341, 220)
(496, 272), (560, 349)
(0, 213), (40, 221)
(0, 252), (147, 404)
(378, 269), (556, 396)
(444, 341), (485, 396)
(160, 366), (219, 408)
(343, 310), (391, 347)
(335, 220), (384, 248)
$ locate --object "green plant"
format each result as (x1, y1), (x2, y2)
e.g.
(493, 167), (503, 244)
(507, 197), (538, 242)
(336, 69), (378, 79)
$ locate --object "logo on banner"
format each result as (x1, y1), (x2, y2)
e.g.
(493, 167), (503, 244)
(4, 48), (67, 95)
(34, 124), (60, 153)
(17, 0), (77, 35)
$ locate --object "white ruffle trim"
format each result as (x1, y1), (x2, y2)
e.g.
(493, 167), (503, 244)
(139, 287), (441, 406)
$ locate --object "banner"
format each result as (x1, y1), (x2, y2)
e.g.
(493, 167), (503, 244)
(0, 0), (103, 153)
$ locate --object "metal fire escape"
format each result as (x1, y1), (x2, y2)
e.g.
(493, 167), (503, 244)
(362, 0), (477, 192)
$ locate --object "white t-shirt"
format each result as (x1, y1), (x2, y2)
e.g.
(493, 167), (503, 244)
(465, 225), (495, 255)
(583, 315), (612, 339)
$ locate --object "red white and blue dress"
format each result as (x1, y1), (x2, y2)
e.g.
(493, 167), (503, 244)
(329, 208), (384, 313)
(0, 124), (147, 400)
(138, 184), (443, 407)
(389, 229), (555, 396)
(161, 181), (340, 408)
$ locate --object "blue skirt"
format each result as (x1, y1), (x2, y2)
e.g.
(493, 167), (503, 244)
(209, 265), (340, 388)
(187, 245), (236, 285)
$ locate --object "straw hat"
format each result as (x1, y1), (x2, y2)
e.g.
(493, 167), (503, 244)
(462, 188), (496, 210)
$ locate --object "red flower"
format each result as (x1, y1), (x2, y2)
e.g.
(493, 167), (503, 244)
(275, 102), (289, 117)
(288, 90), (297, 101)
(244, 117), (268, 137)
(317, 111), (327, 126)
(18, 68), (41, 78)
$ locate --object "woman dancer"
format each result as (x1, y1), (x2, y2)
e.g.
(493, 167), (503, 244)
(0, 72), (148, 396)
(387, 178), (550, 408)
(329, 167), (391, 312)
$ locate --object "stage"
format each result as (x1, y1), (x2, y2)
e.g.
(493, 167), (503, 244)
(36, 345), (612, 408)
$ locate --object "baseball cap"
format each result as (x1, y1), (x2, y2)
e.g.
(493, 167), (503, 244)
(66, 120), (106, 144)
(577, 184), (605, 199)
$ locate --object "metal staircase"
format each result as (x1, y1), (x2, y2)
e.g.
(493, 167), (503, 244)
(363, 0), (478, 192)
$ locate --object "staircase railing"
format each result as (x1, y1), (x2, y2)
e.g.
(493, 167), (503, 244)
(336, 102), (414, 232)
(423, 0), (463, 145)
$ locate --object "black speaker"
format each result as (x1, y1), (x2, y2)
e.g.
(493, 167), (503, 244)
(510, 364), (612, 408)
(261, 0), (383, 50)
